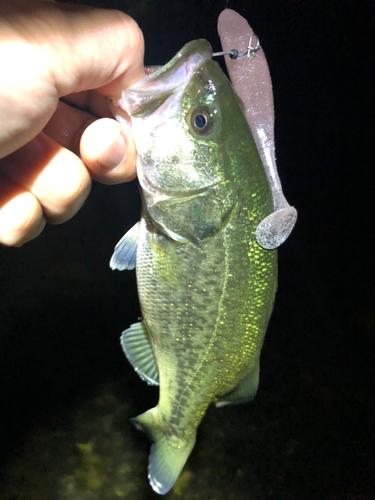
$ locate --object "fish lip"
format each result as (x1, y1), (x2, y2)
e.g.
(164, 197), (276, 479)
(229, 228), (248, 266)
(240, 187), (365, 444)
(116, 40), (212, 118)
(123, 55), (201, 117)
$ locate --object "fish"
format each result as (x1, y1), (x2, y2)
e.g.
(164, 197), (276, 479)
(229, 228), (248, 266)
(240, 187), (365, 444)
(110, 38), (277, 495)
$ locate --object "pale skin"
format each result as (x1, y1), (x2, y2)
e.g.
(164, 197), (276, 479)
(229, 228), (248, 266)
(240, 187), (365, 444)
(0, 0), (146, 246)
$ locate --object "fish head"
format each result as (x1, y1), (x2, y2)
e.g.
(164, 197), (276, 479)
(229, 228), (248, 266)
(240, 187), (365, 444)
(115, 39), (253, 192)
(113, 39), (270, 243)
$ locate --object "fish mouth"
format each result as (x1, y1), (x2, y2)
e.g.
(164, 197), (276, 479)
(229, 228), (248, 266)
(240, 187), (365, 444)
(116, 39), (212, 118)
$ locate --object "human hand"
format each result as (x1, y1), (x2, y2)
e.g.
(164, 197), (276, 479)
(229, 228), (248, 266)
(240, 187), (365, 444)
(0, 0), (145, 246)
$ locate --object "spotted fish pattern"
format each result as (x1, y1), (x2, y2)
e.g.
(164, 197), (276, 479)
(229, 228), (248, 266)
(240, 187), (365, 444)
(110, 39), (277, 494)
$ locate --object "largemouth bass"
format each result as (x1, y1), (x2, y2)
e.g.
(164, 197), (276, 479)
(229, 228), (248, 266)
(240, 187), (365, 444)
(110, 39), (277, 495)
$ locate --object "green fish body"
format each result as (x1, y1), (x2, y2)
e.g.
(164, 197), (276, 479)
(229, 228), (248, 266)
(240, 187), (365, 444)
(111, 39), (277, 494)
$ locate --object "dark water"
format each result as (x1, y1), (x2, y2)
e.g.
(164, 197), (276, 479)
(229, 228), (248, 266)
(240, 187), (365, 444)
(0, 1), (374, 498)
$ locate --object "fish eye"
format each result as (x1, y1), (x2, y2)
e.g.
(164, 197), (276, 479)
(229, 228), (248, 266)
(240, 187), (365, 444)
(190, 107), (214, 135)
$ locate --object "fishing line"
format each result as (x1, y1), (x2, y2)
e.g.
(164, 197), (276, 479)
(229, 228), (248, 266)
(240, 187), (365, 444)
(212, 34), (260, 60)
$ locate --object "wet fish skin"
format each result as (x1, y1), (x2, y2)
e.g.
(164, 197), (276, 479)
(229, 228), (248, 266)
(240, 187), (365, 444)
(111, 39), (277, 494)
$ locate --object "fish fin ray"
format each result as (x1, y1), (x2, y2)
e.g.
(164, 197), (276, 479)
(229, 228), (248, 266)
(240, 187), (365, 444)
(120, 321), (159, 386)
(132, 408), (195, 495)
(215, 357), (260, 408)
(109, 221), (139, 270)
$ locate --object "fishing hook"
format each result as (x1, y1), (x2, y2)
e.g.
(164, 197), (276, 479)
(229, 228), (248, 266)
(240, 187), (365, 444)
(213, 34), (260, 60)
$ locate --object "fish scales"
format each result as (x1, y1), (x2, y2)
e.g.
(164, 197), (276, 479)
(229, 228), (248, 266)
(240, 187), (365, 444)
(111, 39), (277, 494)
(137, 204), (275, 433)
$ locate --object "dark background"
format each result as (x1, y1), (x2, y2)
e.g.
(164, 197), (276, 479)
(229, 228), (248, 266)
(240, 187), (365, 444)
(0, 0), (374, 498)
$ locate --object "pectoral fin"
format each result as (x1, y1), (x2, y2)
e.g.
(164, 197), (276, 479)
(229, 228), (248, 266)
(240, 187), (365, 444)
(215, 358), (260, 408)
(110, 222), (139, 270)
(120, 321), (159, 386)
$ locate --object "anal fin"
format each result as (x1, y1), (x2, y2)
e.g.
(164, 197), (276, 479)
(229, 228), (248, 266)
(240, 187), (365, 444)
(120, 321), (159, 386)
(215, 357), (260, 408)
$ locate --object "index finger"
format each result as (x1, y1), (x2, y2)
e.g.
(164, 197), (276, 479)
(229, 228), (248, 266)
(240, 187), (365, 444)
(61, 91), (113, 120)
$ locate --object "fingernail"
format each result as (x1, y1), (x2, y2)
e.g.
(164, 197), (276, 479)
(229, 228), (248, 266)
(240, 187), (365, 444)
(98, 131), (127, 170)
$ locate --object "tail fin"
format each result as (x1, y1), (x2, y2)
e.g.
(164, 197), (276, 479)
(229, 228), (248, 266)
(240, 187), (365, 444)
(132, 407), (195, 495)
